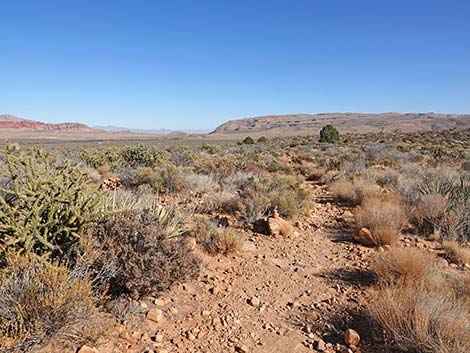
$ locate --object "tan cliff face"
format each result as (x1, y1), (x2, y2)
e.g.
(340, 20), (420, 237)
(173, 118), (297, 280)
(0, 114), (95, 131)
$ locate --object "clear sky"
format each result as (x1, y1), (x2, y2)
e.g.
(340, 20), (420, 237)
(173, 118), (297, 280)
(1, 0), (469, 130)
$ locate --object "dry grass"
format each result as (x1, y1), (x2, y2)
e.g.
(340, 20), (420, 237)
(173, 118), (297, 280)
(205, 229), (243, 255)
(354, 195), (406, 246)
(412, 193), (448, 236)
(367, 284), (470, 353)
(371, 247), (437, 286)
(0, 254), (96, 351)
(198, 191), (241, 214)
(367, 247), (470, 353)
(330, 177), (380, 205)
(442, 240), (470, 265)
(191, 217), (243, 255)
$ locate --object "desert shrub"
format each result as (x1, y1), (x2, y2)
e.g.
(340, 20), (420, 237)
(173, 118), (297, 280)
(415, 176), (470, 241)
(154, 163), (186, 194)
(319, 124), (340, 143)
(93, 210), (200, 299)
(123, 163), (185, 194)
(101, 190), (188, 239)
(0, 145), (103, 258)
(354, 195), (406, 246)
(330, 177), (380, 205)
(241, 136), (255, 145)
(367, 283), (470, 353)
(367, 245), (470, 353)
(259, 174), (311, 219)
(442, 240), (470, 265)
(195, 155), (238, 179)
(191, 217), (242, 255)
(169, 145), (197, 166)
(0, 254), (96, 351)
(257, 136), (268, 143)
(119, 144), (162, 167)
(199, 143), (220, 155)
(305, 167), (327, 182)
(183, 172), (215, 194)
(198, 191), (241, 214)
(363, 166), (402, 188)
(371, 247), (437, 286)
(222, 171), (257, 192)
(411, 193), (448, 236)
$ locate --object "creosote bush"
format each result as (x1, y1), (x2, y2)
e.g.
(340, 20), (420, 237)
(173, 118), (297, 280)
(93, 210), (200, 299)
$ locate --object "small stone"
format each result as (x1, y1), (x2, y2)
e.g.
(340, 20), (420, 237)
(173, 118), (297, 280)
(342, 210), (354, 219)
(141, 333), (151, 342)
(169, 307), (178, 314)
(236, 344), (249, 353)
(313, 339), (326, 351)
(78, 345), (99, 353)
(147, 309), (163, 323)
(249, 297), (260, 306)
(354, 228), (375, 246)
(119, 331), (137, 345)
(154, 298), (165, 306)
(187, 332), (196, 341)
(153, 333), (164, 343)
(344, 329), (360, 347)
(202, 310), (211, 317)
(210, 286), (220, 295)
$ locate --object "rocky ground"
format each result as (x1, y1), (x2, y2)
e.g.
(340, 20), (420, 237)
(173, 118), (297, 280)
(65, 181), (458, 353)
(68, 183), (380, 353)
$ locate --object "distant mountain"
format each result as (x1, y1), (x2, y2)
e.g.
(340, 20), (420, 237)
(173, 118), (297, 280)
(0, 114), (97, 132)
(211, 112), (470, 137)
(94, 125), (212, 135)
(94, 125), (173, 135)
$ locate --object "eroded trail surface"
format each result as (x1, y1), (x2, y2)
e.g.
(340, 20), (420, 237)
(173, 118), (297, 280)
(99, 183), (378, 353)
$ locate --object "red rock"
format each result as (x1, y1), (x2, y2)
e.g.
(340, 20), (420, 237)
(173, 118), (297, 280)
(354, 228), (375, 246)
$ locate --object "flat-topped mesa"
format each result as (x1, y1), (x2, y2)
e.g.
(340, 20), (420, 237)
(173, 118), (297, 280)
(210, 112), (470, 136)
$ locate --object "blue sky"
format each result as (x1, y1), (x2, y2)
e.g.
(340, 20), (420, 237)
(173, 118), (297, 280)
(1, 0), (469, 130)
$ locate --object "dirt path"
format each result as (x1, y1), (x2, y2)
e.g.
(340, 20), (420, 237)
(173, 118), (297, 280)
(102, 183), (378, 353)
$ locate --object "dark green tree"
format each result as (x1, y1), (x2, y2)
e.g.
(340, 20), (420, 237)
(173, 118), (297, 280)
(319, 124), (340, 143)
(242, 136), (255, 145)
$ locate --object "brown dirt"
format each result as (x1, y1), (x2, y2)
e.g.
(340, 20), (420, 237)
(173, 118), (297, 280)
(84, 183), (379, 353)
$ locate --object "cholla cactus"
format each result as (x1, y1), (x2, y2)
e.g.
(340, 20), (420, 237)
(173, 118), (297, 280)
(0, 144), (103, 258)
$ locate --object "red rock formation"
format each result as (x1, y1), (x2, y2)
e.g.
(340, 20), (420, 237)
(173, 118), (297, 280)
(0, 114), (96, 131)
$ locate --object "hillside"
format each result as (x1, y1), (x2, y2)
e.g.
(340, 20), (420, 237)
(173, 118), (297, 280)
(0, 114), (96, 131)
(211, 112), (470, 137)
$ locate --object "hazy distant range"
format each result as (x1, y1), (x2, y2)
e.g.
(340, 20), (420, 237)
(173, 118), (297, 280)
(94, 125), (211, 134)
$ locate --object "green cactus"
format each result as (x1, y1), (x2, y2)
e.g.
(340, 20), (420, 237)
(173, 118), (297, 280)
(0, 144), (103, 258)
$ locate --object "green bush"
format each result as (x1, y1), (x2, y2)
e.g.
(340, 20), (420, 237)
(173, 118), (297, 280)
(242, 136), (255, 145)
(319, 124), (340, 143)
(0, 145), (103, 258)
